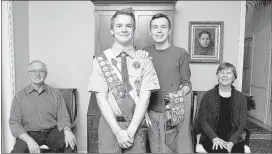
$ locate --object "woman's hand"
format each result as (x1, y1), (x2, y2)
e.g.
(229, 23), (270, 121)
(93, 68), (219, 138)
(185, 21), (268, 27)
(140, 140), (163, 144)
(225, 142), (234, 153)
(212, 137), (228, 150)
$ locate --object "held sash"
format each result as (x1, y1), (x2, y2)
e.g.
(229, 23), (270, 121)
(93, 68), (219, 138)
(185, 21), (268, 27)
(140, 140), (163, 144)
(163, 86), (185, 152)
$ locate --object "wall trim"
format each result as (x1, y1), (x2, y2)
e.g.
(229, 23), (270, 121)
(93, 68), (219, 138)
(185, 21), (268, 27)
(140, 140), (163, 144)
(2, 1), (16, 152)
(237, 1), (247, 91)
(8, 0), (16, 98)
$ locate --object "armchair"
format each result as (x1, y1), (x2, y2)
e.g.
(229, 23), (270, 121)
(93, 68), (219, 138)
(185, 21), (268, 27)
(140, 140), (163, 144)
(40, 88), (77, 152)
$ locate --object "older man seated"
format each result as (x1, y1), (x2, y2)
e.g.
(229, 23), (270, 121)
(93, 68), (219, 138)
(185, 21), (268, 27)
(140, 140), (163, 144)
(9, 60), (77, 153)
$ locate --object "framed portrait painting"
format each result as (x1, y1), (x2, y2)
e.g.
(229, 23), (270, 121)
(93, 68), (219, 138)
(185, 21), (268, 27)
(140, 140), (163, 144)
(188, 21), (224, 63)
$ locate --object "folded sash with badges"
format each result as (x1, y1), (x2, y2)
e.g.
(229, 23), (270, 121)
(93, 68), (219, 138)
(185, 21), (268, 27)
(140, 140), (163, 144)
(163, 85), (185, 152)
(165, 90), (185, 131)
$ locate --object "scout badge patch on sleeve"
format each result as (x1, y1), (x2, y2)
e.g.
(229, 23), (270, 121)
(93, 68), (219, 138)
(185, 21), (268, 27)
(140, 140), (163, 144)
(134, 79), (141, 96)
(164, 90), (185, 131)
(132, 61), (141, 69)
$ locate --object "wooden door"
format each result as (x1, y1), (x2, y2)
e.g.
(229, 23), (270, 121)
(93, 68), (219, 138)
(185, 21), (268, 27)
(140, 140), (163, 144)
(249, 26), (270, 123)
(242, 37), (253, 95)
(249, 6), (271, 124)
(134, 11), (174, 49)
(95, 11), (115, 55)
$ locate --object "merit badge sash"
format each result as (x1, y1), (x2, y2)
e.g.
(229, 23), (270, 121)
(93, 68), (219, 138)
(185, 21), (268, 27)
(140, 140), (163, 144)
(96, 52), (136, 124)
(165, 90), (185, 130)
(164, 86), (185, 152)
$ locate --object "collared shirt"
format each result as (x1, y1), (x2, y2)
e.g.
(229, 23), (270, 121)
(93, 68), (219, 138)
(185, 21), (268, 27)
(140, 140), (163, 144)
(88, 45), (160, 116)
(9, 84), (71, 138)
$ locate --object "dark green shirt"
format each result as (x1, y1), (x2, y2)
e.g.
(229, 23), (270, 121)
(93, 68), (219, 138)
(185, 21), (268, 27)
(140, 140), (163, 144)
(9, 84), (71, 138)
(143, 45), (191, 112)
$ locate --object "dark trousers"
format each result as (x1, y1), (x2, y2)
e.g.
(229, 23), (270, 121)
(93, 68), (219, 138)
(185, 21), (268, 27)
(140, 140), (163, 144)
(11, 127), (75, 153)
(201, 138), (245, 153)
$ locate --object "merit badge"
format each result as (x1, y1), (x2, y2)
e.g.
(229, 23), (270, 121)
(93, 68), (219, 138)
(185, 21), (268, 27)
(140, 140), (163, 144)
(180, 97), (184, 102)
(103, 66), (109, 72)
(111, 70), (116, 74)
(110, 83), (115, 88)
(115, 93), (120, 99)
(134, 80), (141, 88)
(175, 98), (179, 103)
(178, 91), (182, 96)
(97, 57), (103, 62)
(107, 77), (113, 83)
(100, 61), (105, 66)
(113, 75), (118, 80)
(115, 80), (121, 86)
(180, 109), (184, 114)
(132, 61), (141, 69)
(105, 72), (111, 77)
(106, 61), (110, 65)
(112, 88), (117, 94)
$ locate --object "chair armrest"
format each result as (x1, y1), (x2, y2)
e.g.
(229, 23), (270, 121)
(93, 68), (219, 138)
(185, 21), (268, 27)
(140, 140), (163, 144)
(243, 127), (250, 146)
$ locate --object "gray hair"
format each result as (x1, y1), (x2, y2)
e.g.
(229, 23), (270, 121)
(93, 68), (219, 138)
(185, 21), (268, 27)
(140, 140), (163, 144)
(27, 60), (48, 73)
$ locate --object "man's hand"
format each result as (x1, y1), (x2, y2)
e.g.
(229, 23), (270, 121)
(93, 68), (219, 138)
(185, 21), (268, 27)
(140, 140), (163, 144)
(115, 129), (134, 149)
(64, 129), (77, 150)
(135, 50), (150, 59)
(212, 137), (228, 150)
(19, 133), (40, 153)
(225, 142), (234, 153)
(145, 113), (152, 127)
(26, 138), (40, 153)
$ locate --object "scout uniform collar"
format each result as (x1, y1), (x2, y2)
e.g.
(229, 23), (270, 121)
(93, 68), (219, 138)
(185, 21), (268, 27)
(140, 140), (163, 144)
(111, 43), (134, 58)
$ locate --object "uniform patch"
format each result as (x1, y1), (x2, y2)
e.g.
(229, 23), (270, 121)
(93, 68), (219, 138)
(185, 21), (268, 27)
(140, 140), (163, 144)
(107, 77), (113, 83)
(103, 66), (109, 72)
(134, 79), (141, 88)
(132, 61), (141, 69)
(100, 61), (105, 66)
(105, 72), (111, 77)
(112, 88), (117, 94)
(97, 57), (103, 61)
(113, 75), (118, 80)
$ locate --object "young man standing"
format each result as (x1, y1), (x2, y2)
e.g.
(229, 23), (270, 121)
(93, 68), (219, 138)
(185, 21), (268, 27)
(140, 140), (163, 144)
(88, 8), (160, 153)
(143, 13), (192, 153)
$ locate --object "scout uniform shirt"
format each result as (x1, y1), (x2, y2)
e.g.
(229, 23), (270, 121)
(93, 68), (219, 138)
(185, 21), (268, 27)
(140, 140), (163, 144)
(88, 45), (160, 117)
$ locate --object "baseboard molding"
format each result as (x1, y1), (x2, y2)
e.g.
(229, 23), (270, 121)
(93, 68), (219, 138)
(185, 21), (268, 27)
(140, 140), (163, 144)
(78, 150), (87, 153)
(248, 115), (272, 131)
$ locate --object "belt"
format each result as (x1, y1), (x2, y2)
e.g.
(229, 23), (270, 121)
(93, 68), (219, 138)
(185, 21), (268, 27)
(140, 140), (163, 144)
(116, 116), (126, 122)
(28, 126), (56, 133)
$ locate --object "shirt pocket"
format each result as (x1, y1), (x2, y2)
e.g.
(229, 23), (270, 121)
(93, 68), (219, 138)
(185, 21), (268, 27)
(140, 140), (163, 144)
(129, 74), (142, 96)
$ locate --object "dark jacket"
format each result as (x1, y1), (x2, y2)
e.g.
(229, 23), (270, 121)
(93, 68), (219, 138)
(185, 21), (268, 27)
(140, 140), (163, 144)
(196, 85), (247, 144)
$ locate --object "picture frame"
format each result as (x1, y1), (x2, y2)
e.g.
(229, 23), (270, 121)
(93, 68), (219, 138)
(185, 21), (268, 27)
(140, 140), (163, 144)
(188, 21), (224, 63)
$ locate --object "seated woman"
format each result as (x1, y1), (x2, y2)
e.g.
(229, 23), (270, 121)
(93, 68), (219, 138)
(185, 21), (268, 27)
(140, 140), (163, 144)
(196, 62), (247, 153)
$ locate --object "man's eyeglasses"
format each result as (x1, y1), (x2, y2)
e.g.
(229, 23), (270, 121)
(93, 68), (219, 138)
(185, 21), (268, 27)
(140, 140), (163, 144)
(28, 69), (46, 74)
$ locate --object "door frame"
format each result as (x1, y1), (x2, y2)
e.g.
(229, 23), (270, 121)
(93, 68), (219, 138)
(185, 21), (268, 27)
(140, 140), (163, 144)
(264, 28), (272, 126)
